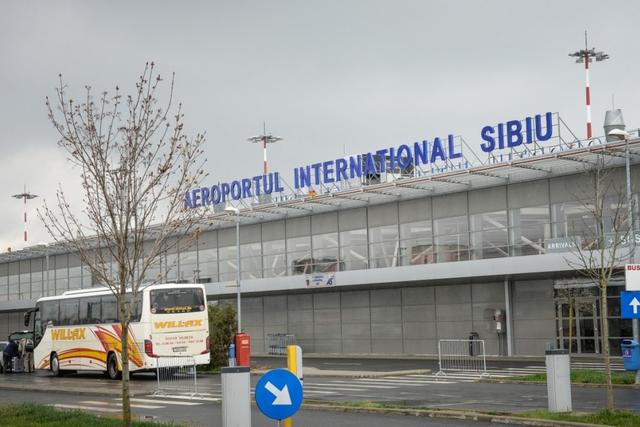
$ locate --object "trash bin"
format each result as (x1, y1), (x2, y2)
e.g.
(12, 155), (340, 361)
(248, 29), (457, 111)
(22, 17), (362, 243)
(469, 332), (479, 356)
(621, 340), (640, 371)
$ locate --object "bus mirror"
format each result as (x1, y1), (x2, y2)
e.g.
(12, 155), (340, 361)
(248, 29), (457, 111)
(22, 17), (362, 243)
(24, 308), (36, 327)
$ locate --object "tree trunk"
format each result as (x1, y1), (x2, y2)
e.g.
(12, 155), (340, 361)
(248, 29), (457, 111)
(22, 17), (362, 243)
(599, 281), (614, 410)
(568, 302), (574, 354)
(120, 304), (131, 426)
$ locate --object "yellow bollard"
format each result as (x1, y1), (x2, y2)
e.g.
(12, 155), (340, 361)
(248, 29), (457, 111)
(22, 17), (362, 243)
(283, 345), (302, 427)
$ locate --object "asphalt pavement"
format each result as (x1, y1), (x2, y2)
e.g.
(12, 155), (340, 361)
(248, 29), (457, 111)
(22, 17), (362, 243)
(252, 354), (625, 373)
(0, 355), (635, 426)
(0, 363), (636, 414)
(0, 389), (516, 427)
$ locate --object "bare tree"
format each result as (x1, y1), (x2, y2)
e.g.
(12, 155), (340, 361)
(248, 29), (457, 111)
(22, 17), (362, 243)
(565, 154), (631, 410)
(40, 62), (208, 426)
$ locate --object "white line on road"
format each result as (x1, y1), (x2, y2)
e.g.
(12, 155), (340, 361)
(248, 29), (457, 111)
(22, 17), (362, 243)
(81, 400), (164, 409)
(126, 398), (203, 406)
(356, 378), (456, 385)
(53, 404), (121, 413)
(152, 395), (221, 402)
(326, 381), (397, 389)
(303, 386), (374, 392)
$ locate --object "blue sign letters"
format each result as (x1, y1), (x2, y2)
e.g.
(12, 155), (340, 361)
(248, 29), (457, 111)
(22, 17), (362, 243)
(186, 111), (554, 207)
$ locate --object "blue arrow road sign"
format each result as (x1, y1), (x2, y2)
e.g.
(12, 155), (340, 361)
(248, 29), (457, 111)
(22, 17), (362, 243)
(255, 369), (303, 420)
(621, 291), (640, 319)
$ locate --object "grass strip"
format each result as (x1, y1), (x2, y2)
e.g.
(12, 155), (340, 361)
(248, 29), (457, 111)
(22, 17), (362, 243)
(509, 369), (637, 385)
(520, 409), (640, 427)
(306, 400), (640, 426)
(0, 403), (179, 427)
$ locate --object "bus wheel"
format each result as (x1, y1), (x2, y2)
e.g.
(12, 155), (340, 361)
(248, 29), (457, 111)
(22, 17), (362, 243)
(106, 353), (121, 380)
(51, 353), (63, 377)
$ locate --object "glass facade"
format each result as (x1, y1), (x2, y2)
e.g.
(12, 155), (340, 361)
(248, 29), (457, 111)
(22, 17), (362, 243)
(0, 174), (636, 302)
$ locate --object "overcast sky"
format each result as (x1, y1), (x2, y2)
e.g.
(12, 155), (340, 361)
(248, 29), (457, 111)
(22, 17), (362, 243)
(1, 0), (639, 251)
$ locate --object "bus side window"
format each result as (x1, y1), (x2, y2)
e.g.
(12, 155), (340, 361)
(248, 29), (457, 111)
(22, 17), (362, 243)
(101, 295), (118, 323)
(60, 299), (79, 326)
(41, 301), (59, 328)
(80, 297), (102, 324)
(125, 294), (143, 322)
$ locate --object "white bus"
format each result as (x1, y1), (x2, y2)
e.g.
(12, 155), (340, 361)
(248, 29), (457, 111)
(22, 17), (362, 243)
(25, 283), (210, 379)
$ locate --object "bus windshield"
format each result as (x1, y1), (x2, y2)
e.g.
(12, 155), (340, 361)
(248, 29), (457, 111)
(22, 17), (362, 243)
(150, 288), (205, 314)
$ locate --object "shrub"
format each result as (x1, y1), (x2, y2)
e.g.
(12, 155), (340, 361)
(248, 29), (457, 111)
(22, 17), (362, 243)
(208, 302), (237, 369)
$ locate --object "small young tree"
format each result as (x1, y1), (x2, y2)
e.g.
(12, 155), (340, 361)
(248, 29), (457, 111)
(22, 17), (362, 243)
(40, 63), (208, 426)
(565, 154), (631, 410)
(208, 302), (237, 369)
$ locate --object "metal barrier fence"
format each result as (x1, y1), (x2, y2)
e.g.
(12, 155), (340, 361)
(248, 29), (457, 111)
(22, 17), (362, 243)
(267, 333), (296, 355)
(153, 356), (199, 398)
(436, 339), (488, 377)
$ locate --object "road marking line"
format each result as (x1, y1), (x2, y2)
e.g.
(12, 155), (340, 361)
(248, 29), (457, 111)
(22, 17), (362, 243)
(150, 395), (221, 402)
(356, 378), (456, 385)
(128, 398), (203, 406)
(305, 382), (395, 388)
(303, 386), (372, 392)
(53, 404), (121, 413)
(81, 400), (164, 410)
(323, 382), (396, 389)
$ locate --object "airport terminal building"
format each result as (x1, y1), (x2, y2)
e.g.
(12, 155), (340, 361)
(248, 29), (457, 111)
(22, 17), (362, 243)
(0, 112), (638, 357)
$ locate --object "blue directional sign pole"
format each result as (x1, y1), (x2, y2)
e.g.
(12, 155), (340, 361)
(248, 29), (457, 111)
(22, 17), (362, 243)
(255, 369), (304, 422)
(621, 291), (640, 319)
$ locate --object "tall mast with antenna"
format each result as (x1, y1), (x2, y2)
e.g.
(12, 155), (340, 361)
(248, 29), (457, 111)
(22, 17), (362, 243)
(568, 31), (609, 139)
(12, 185), (38, 243)
(248, 122), (283, 175)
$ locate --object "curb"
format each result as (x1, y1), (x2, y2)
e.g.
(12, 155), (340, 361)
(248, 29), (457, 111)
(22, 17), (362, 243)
(480, 379), (640, 390)
(301, 403), (607, 427)
(254, 353), (624, 364)
(250, 368), (431, 378)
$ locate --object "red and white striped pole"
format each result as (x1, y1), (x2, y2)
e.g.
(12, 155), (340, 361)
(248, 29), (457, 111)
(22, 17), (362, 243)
(248, 124), (283, 177)
(569, 32), (608, 141)
(23, 197), (28, 242)
(12, 187), (38, 244)
(263, 137), (268, 175)
(584, 49), (592, 139)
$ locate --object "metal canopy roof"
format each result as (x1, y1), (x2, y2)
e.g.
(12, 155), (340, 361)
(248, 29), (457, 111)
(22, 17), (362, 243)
(209, 133), (640, 226)
(2, 132), (640, 264)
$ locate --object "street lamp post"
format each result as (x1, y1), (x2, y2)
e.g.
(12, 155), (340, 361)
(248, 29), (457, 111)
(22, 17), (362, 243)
(225, 206), (242, 332)
(609, 128), (640, 384)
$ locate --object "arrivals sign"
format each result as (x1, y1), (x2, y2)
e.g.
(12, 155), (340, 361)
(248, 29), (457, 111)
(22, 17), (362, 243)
(185, 112), (554, 208)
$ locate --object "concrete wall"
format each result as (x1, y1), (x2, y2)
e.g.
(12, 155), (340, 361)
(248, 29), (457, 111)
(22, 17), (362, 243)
(0, 311), (27, 338)
(218, 280), (532, 355)
(512, 279), (556, 355)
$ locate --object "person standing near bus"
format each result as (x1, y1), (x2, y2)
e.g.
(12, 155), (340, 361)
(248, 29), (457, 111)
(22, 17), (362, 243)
(2, 340), (19, 373)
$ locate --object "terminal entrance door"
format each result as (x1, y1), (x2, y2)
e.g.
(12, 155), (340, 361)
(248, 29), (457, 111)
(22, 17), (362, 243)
(555, 286), (600, 354)
(555, 281), (631, 356)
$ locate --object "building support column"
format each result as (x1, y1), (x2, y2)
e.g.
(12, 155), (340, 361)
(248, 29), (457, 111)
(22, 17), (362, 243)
(504, 277), (514, 356)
